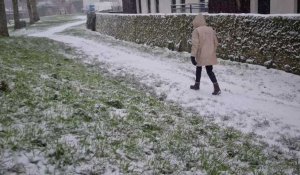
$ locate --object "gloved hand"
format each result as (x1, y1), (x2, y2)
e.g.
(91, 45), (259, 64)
(191, 56), (197, 66)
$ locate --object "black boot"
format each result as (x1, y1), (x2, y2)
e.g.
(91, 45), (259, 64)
(190, 82), (200, 90)
(212, 83), (221, 95)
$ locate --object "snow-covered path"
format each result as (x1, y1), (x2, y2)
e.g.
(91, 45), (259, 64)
(29, 18), (300, 150)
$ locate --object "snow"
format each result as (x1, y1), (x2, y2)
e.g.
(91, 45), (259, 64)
(2, 150), (51, 175)
(29, 20), (85, 37)
(27, 17), (300, 153)
(96, 12), (300, 18)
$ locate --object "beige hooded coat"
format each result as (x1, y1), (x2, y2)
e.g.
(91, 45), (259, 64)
(191, 14), (218, 66)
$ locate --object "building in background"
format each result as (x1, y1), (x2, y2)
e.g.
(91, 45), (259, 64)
(209, 0), (299, 14)
(122, 0), (136, 13)
(251, 0), (299, 14)
(5, 0), (31, 21)
(3, 0), (299, 17)
(83, 0), (122, 13)
(135, 0), (208, 14)
(133, 0), (299, 14)
(35, 0), (83, 16)
(208, 0), (250, 13)
(37, 0), (60, 16)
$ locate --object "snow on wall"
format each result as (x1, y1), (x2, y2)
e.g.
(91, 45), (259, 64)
(92, 13), (300, 75)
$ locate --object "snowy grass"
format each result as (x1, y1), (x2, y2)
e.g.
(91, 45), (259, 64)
(1, 15), (300, 174)
(60, 23), (300, 153)
(9, 15), (84, 36)
(0, 36), (299, 174)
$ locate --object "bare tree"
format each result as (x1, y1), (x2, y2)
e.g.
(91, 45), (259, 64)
(31, 0), (39, 22)
(12, 0), (22, 29)
(0, 0), (9, 36)
(26, 0), (33, 24)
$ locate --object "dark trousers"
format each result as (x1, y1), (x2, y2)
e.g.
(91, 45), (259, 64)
(195, 65), (218, 83)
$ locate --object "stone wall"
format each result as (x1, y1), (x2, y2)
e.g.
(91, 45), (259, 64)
(92, 13), (300, 75)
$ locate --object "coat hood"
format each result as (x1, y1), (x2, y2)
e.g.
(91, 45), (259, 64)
(193, 14), (207, 28)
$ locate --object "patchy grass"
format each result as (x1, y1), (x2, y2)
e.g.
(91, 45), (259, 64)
(0, 36), (299, 174)
(9, 15), (84, 35)
(30, 15), (83, 29)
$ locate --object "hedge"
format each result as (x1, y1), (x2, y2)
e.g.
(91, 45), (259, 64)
(88, 13), (300, 75)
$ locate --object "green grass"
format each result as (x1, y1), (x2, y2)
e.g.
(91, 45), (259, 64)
(0, 35), (299, 174)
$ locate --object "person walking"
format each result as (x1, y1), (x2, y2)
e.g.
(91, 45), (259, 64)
(190, 14), (221, 95)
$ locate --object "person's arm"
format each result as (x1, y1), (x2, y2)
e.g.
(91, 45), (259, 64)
(191, 29), (200, 57)
(191, 29), (200, 65)
(213, 30), (219, 50)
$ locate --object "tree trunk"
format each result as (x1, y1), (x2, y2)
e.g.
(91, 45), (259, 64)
(12, 0), (21, 29)
(31, 0), (39, 22)
(0, 0), (9, 36)
(26, 0), (34, 24)
(235, 0), (241, 12)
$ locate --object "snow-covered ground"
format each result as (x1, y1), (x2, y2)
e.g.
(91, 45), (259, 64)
(28, 16), (300, 154)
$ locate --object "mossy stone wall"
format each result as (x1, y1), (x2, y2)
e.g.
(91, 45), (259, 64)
(93, 13), (300, 75)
